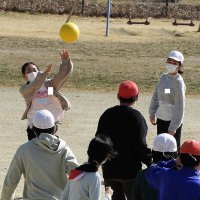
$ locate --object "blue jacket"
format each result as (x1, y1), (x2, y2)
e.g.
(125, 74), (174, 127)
(145, 160), (200, 200)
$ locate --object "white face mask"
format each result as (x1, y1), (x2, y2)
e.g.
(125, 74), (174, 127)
(27, 71), (38, 82)
(166, 63), (177, 74)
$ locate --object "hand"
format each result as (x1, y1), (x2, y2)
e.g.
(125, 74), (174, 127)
(175, 157), (182, 166)
(105, 186), (113, 197)
(44, 64), (52, 76)
(150, 116), (157, 125)
(60, 50), (70, 60)
(168, 131), (175, 136)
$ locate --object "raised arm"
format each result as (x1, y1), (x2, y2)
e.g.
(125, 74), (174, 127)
(47, 50), (73, 91)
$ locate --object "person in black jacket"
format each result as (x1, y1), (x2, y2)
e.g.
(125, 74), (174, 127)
(96, 80), (151, 200)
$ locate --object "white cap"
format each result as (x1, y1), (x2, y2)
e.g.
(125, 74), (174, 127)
(153, 133), (177, 152)
(168, 51), (184, 64)
(33, 110), (55, 129)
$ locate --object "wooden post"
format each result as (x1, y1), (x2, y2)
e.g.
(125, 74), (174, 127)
(198, 23), (200, 32)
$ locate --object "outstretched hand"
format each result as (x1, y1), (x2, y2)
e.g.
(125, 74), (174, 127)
(44, 64), (52, 76)
(60, 50), (70, 60)
(105, 186), (113, 197)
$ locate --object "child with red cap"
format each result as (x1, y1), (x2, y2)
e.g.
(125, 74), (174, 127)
(145, 139), (200, 200)
(96, 80), (151, 200)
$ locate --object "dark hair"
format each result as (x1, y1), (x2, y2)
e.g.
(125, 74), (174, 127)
(152, 150), (178, 163)
(178, 62), (184, 74)
(178, 70), (183, 74)
(32, 125), (58, 137)
(21, 62), (37, 75)
(180, 153), (200, 168)
(118, 94), (138, 104)
(87, 135), (117, 164)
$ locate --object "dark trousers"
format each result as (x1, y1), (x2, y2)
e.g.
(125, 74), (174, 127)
(26, 126), (36, 141)
(104, 179), (135, 200)
(157, 118), (182, 149)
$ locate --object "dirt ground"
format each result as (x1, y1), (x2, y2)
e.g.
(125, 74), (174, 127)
(0, 87), (199, 197)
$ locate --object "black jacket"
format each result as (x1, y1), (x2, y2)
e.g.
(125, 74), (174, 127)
(96, 105), (151, 179)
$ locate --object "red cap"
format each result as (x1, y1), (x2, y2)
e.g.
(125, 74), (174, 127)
(118, 80), (139, 99)
(180, 140), (200, 156)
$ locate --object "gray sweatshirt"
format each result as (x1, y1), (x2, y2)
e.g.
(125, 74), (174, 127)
(1, 133), (78, 200)
(149, 73), (186, 132)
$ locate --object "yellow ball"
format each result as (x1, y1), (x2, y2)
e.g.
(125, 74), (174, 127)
(59, 22), (80, 43)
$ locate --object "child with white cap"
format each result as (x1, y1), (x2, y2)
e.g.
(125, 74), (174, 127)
(145, 139), (200, 200)
(1, 109), (78, 200)
(133, 133), (178, 200)
(20, 50), (73, 140)
(149, 50), (186, 149)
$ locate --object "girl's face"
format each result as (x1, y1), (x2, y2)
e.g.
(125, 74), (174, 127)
(23, 64), (38, 80)
(166, 58), (181, 74)
(166, 58), (180, 66)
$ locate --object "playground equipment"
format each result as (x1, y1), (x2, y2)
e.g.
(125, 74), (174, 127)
(127, 18), (150, 25)
(172, 19), (195, 26)
(59, 0), (83, 43)
(127, 1), (151, 26)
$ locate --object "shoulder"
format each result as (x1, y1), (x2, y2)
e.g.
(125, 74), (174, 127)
(173, 74), (184, 82)
(100, 106), (117, 116)
(158, 73), (167, 81)
(83, 172), (101, 183)
(14, 141), (34, 157)
(155, 73), (167, 86)
(130, 108), (145, 119)
(174, 74), (185, 90)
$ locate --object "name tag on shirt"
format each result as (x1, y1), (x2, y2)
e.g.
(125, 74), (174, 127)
(165, 88), (170, 94)
(48, 87), (54, 95)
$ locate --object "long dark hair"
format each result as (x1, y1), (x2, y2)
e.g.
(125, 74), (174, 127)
(178, 61), (184, 74)
(87, 134), (117, 164)
(76, 135), (117, 172)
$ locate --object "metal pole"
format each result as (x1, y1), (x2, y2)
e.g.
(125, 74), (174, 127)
(81, 0), (84, 15)
(105, 0), (111, 37)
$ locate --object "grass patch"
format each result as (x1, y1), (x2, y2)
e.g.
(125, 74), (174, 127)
(0, 12), (200, 94)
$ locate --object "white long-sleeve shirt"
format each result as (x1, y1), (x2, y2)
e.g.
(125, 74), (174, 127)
(1, 133), (78, 200)
(60, 170), (111, 200)
(149, 73), (186, 132)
